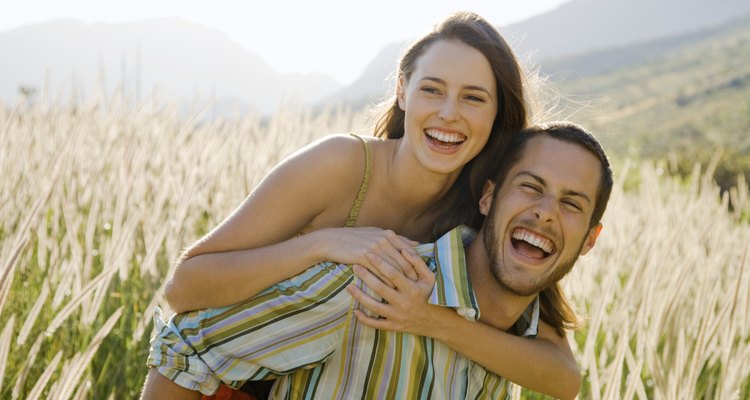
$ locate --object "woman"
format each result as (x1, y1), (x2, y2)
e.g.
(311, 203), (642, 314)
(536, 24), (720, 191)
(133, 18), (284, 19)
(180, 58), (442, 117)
(144, 11), (580, 400)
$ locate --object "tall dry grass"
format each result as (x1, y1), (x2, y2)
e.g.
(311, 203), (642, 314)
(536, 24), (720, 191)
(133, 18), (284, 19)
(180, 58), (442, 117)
(565, 159), (750, 399)
(0, 92), (748, 398)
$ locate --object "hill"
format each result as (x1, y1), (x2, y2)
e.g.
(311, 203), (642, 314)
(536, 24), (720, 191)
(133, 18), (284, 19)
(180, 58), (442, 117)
(550, 15), (750, 190)
(505, 0), (750, 61)
(328, 0), (750, 107)
(0, 18), (341, 115)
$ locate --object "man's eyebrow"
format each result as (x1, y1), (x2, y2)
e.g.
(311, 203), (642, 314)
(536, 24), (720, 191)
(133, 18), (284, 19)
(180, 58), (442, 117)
(420, 77), (493, 98)
(514, 171), (592, 204)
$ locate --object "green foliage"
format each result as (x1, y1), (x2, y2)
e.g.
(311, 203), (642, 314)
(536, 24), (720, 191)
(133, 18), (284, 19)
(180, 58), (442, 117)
(549, 15), (750, 195)
(665, 146), (750, 195)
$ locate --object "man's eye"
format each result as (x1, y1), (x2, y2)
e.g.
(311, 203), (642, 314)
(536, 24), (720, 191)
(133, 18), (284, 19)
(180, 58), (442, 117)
(521, 183), (541, 192)
(562, 200), (582, 211)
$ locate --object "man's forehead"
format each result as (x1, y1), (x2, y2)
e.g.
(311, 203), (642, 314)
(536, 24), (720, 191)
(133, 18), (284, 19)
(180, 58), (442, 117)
(506, 136), (601, 195)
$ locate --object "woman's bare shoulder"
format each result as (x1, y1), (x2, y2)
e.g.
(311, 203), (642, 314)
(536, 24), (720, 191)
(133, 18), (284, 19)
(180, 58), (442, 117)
(299, 133), (373, 160)
(287, 133), (375, 181)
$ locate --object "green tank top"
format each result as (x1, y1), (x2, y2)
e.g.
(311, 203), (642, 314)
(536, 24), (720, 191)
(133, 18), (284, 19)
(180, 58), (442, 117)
(344, 134), (372, 228)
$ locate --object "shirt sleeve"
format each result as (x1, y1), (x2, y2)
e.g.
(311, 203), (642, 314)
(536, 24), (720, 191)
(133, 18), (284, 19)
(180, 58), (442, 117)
(156, 262), (353, 390)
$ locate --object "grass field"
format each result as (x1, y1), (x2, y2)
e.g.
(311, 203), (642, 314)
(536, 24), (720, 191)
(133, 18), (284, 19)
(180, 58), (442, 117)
(1, 95), (748, 399)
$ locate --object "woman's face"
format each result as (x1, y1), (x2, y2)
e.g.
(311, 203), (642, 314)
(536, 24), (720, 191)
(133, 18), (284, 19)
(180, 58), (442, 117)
(399, 39), (498, 175)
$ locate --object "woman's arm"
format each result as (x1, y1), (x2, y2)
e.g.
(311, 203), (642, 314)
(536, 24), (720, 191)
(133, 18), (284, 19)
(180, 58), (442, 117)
(165, 135), (417, 313)
(347, 251), (581, 400)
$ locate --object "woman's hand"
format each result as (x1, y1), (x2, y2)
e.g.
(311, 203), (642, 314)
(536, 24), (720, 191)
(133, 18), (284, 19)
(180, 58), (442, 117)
(346, 249), (440, 337)
(314, 227), (420, 285)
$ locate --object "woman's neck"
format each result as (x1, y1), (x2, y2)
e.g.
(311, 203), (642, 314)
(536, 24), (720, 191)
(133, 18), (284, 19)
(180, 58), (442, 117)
(384, 137), (462, 216)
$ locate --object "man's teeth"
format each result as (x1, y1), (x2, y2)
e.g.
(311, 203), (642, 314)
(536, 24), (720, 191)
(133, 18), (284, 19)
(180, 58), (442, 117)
(426, 129), (465, 143)
(512, 229), (554, 254)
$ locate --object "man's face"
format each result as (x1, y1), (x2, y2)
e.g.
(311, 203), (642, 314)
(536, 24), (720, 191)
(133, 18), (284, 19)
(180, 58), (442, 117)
(479, 135), (602, 296)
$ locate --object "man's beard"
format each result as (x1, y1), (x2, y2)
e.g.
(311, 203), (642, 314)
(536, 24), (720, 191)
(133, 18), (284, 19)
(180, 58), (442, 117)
(482, 205), (582, 297)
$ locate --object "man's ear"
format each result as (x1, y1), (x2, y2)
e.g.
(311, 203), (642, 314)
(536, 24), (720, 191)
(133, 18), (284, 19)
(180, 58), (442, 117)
(397, 76), (406, 111)
(579, 223), (602, 255)
(478, 181), (496, 216)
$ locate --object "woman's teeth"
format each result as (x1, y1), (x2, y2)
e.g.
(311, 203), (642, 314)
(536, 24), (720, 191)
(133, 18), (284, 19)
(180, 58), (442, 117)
(425, 129), (466, 144)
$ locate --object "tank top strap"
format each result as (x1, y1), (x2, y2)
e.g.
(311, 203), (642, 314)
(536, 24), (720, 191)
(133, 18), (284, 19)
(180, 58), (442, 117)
(344, 134), (372, 227)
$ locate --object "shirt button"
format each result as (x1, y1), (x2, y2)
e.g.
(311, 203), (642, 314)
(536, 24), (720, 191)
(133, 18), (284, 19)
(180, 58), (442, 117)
(466, 309), (477, 319)
(457, 308), (466, 317)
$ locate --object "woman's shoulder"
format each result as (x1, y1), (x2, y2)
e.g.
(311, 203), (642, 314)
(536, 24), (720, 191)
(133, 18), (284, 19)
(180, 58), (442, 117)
(294, 133), (380, 169)
(306, 133), (375, 154)
(279, 133), (375, 183)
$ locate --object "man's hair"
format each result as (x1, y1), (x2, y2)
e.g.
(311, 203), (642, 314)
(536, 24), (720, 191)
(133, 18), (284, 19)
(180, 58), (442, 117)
(491, 121), (613, 228)
(491, 121), (613, 336)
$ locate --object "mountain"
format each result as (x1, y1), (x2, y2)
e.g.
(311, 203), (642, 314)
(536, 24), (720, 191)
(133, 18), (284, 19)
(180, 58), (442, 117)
(4, 0), (749, 117)
(321, 41), (407, 109)
(329, 0), (750, 107)
(552, 14), (750, 190)
(0, 18), (341, 115)
(537, 18), (748, 79)
(505, 0), (750, 61)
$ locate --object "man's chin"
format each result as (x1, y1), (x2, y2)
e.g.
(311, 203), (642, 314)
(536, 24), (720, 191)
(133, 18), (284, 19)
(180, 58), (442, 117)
(492, 269), (546, 297)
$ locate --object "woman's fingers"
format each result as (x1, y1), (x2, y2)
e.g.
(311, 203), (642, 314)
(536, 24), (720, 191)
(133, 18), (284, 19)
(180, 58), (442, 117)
(363, 252), (418, 296)
(365, 250), (434, 290)
(324, 227), (421, 284)
(377, 249), (416, 282)
(359, 251), (435, 303)
(352, 264), (399, 301)
(400, 249), (436, 286)
(378, 231), (418, 281)
(379, 229), (418, 253)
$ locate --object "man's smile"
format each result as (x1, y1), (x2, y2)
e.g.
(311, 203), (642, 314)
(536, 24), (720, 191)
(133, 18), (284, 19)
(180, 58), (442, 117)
(510, 227), (556, 261)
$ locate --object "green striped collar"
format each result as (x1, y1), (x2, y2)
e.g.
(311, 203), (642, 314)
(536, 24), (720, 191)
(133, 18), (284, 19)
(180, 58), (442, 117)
(417, 226), (539, 338)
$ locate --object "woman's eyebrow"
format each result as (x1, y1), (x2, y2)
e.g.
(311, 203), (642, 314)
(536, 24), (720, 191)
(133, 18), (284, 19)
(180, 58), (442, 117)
(420, 77), (493, 98)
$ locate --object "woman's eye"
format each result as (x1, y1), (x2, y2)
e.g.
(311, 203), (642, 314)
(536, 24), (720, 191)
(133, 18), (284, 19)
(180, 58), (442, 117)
(421, 87), (440, 94)
(465, 95), (486, 103)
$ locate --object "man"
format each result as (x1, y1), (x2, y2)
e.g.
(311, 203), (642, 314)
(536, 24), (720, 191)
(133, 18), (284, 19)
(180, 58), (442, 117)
(142, 121), (613, 399)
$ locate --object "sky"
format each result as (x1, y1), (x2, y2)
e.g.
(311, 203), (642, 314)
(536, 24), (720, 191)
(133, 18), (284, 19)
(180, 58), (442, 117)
(0, 0), (570, 85)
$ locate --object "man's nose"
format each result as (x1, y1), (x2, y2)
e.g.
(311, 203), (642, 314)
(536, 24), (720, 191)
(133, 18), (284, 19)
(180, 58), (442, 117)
(533, 196), (557, 223)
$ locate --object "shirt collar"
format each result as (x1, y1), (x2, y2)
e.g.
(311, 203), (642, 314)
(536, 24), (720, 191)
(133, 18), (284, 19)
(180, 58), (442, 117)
(417, 226), (539, 337)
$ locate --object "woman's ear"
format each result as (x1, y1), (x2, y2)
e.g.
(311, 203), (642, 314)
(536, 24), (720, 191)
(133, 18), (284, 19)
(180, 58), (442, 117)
(478, 181), (496, 216)
(397, 76), (406, 111)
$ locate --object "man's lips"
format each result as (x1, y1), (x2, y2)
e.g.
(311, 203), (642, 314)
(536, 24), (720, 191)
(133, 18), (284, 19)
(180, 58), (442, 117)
(511, 227), (556, 260)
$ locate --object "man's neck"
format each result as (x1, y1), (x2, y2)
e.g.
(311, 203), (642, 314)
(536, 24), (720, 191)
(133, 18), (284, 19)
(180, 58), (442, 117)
(465, 230), (537, 332)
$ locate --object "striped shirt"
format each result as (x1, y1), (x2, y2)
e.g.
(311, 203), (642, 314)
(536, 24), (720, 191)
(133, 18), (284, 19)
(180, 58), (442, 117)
(148, 226), (540, 399)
